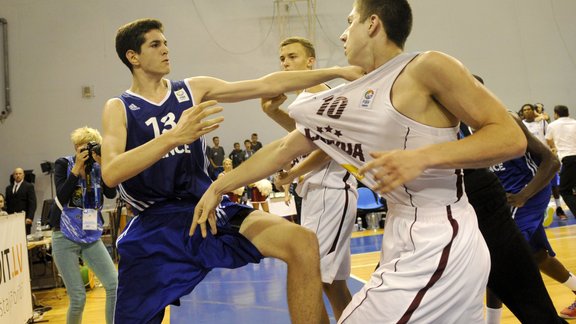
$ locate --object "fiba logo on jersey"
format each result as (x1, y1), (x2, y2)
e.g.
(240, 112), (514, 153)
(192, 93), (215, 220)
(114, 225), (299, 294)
(174, 89), (190, 103)
(360, 89), (376, 108)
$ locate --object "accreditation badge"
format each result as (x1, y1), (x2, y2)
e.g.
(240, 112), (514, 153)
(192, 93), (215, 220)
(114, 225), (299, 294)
(82, 209), (98, 230)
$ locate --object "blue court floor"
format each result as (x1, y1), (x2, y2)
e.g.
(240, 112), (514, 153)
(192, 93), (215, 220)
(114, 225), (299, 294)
(171, 208), (575, 323)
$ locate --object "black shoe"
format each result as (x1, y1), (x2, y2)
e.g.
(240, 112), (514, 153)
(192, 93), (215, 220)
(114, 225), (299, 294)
(557, 207), (568, 220)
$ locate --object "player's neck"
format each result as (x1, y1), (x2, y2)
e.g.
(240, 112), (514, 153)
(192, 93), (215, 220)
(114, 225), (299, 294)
(130, 75), (169, 101)
(369, 46), (403, 73)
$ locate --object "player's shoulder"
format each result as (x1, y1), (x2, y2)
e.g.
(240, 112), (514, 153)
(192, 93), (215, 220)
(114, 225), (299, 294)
(409, 51), (463, 74)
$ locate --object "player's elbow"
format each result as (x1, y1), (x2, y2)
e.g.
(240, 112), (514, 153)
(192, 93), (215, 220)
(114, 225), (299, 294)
(101, 169), (120, 188)
(507, 128), (527, 159)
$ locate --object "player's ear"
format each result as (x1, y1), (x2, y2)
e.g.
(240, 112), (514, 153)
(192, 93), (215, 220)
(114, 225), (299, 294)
(307, 56), (315, 69)
(126, 50), (139, 67)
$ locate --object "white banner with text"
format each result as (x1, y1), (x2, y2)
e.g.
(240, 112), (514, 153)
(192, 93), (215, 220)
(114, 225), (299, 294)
(0, 213), (32, 324)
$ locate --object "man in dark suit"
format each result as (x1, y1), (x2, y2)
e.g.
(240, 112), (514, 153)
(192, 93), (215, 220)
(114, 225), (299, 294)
(6, 167), (37, 234)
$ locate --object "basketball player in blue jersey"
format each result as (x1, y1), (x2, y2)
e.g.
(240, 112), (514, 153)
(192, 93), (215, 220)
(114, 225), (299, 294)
(101, 18), (362, 324)
(193, 0), (527, 322)
(487, 115), (576, 321)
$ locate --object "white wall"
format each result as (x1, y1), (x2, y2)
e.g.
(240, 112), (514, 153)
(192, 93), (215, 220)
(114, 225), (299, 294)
(0, 0), (575, 219)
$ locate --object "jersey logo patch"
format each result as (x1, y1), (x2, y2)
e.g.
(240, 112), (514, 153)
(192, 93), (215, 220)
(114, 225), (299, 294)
(128, 103), (140, 111)
(360, 89), (376, 109)
(174, 89), (190, 103)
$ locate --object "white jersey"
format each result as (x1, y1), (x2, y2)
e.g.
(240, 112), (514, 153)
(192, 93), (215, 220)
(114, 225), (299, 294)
(289, 52), (462, 208)
(296, 159), (357, 196)
(522, 119), (548, 143)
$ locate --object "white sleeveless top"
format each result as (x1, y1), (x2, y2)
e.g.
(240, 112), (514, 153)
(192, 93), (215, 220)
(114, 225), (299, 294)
(288, 52), (463, 208)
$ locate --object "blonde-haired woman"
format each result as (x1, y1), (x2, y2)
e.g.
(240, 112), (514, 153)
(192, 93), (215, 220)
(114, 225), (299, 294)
(49, 126), (118, 324)
(218, 158), (244, 203)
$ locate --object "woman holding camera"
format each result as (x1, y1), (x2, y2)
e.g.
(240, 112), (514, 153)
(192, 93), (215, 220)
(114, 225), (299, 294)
(49, 126), (117, 324)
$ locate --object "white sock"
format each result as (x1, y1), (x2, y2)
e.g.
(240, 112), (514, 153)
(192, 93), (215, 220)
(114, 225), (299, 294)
(563, 273), (576, 291)
(555, 198), (562, 207)
(486, 307), (502, 324)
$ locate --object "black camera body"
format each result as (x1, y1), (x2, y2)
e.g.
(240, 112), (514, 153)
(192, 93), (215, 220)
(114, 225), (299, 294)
(82, 141), (101, 171)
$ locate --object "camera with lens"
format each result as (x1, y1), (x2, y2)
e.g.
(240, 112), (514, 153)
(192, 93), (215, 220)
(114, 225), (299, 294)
(82, 141), (101, 172)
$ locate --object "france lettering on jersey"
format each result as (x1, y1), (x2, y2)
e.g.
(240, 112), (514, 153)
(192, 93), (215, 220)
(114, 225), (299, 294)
(288, 52), (462, 208)
(489, 153), (541, 194)
(116, 79), (212, 212)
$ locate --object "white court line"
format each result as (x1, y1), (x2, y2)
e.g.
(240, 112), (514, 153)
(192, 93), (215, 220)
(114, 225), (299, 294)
(349, 274), (367, 284)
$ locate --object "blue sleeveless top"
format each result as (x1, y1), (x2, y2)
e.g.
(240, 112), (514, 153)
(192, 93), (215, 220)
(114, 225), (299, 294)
(490, 153), (545, 194)
(117, 79), (213, 212)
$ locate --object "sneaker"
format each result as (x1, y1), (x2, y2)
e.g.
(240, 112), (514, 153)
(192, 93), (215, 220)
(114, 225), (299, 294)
(560, 300), (576, 318)
(543, 206), (554, 227)
(557, 207), (568, 221)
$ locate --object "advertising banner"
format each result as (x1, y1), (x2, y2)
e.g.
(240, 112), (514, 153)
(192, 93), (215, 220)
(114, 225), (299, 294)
(0, 213), (33, 324)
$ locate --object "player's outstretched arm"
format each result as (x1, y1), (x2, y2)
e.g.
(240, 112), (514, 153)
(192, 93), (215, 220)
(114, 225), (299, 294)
(188, 66), (363, 104)
(191, 130), (316, 238)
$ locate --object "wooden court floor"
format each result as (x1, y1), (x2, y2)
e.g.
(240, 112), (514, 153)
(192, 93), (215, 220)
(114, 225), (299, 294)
(36, 221), (576, 323)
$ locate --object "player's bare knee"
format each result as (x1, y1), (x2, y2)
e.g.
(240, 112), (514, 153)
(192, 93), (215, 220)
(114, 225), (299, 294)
(286, 227), (319, 263)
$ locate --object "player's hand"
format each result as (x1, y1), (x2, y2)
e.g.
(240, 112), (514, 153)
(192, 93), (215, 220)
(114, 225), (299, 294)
(283, 193), (291, 206)
(274, 171), (291, 189)
(506, 192), (527, 208)
(358, 150), (427, 194)
(190, 185), (220, 238)
(339, 66), (365, 81)
(261, 94), (288, 114)
(171, 100), (224, 146)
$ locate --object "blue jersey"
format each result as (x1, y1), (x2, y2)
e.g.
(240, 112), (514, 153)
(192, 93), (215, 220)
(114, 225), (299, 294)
(490, 152), (543, 194)
(117, 79), (212, 212)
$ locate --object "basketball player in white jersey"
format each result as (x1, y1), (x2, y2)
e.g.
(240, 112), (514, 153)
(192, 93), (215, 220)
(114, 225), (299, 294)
(192, 0), (527, 322)
(261, 37), (357, 322)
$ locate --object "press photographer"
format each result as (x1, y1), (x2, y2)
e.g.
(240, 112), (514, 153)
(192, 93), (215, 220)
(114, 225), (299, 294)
(48, 126), (117, 323)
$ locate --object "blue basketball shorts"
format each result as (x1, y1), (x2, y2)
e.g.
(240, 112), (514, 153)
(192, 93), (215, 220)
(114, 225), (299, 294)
(114, 198), (263, 323)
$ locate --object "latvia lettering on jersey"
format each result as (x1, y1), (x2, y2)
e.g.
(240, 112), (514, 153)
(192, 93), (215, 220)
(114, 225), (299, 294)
(288, 52), (463, 208)
(117, 79), (213, 212)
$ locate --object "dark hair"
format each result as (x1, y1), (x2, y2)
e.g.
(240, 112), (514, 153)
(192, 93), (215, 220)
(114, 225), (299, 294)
(554, 105), (569, 117)
(355, 0), (412, 49)
(521, 103), (535, 112)
(244, 139), (251, 144)
(116, 18), (164, 72)
(213, 136), (219, 141)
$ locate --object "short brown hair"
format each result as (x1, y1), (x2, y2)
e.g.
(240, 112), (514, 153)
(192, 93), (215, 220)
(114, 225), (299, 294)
(354, 0), (412, 49)
(280, 37), (316, 58)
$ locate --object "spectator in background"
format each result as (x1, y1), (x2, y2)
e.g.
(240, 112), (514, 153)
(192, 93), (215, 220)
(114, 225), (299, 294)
(546, 105), (576, 219)
(49, 126), (118, 324)
(229, 142), (244, 168)
(251, 133), (263, 152)
(218, 158), (244, 203)
(207, 136), (225, 179)
(535, 103), (551, 123)
(242, 139), (254, 161)
(5, 167), (37, 234)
